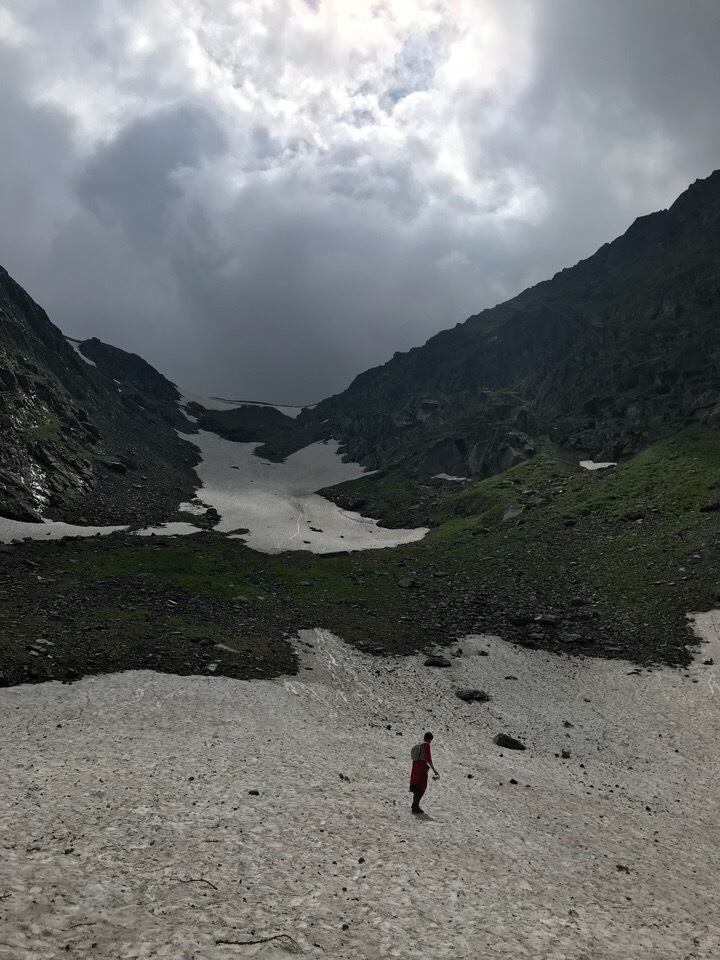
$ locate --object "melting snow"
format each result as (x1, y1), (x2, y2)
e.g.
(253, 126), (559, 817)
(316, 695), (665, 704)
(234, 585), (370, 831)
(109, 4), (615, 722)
(0, 518), (125, 543)
(1, 616), (719, 958)
(65, 338), (96, 367)
(179, 391), (307, 419)
(134, 522), (203, 537)
(183, 430), (427, 553)
(432, 473), (469, 482)
(579, 460), (617, 471)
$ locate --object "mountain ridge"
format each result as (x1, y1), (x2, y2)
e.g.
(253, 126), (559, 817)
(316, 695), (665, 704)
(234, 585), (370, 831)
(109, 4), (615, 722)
(304, 170), (720, 480)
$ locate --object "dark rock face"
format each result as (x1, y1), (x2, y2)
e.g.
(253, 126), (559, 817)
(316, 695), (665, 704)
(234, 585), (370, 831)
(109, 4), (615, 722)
(304, 170), (720, 477)
(494, 733), (526, 751)
(0, 264), (199, 526)
(416, 438), (469, 478)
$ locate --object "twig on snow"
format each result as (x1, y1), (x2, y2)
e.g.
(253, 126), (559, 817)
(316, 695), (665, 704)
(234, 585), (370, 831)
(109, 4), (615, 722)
(216, 934), (302, 953)
(169, 873), (218, 890)
(0, 892), (11, 901)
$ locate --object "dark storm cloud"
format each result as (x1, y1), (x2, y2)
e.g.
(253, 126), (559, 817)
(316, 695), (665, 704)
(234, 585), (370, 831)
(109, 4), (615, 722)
(76, 106), (227, 248)
(0, 1), (719, 404)
(0, 48), (77, 278)
(450, 0), (720, 292)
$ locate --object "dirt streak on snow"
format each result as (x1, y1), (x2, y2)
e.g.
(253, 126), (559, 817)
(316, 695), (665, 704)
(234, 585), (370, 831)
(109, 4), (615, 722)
(1, 617), (719, 959)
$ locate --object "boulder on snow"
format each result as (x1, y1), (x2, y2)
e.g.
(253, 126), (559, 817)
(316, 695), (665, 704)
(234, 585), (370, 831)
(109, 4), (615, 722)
(456, 688), (490, 703)
(424, 655), (452, 668)
(494, 733), (526, 751)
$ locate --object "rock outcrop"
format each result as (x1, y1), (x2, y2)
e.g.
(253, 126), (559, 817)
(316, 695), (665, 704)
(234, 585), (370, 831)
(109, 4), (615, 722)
(0, 265), (199, 526)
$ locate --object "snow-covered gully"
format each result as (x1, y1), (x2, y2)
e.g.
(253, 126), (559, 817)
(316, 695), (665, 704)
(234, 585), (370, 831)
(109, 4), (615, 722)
(2, 615), (719, 959)
(0, 397), (427, 553)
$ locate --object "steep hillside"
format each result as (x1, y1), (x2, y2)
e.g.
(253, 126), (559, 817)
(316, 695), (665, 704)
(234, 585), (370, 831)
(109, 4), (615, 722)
(309, 170), (720, 479)
(0, 266), (199, 525)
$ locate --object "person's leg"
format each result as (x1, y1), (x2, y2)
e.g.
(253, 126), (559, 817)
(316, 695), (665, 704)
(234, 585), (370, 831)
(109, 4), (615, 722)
(411, 786), (425, 812)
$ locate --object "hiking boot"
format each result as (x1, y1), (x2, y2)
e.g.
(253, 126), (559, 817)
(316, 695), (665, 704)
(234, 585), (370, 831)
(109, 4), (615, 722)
(411, 807), (424, 815)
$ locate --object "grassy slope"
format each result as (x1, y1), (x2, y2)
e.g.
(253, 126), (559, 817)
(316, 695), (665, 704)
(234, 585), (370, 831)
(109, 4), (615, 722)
(2, 426), (719, 687)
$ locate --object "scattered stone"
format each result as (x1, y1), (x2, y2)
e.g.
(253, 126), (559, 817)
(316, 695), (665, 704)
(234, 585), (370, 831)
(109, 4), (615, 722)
(509, 615), (534, 627)
(699, 501), (720, 513)
(509, 778), (518, 785)
(398, 577), (418, 589)
(703, 658), (714, 665)
(504, 675), (518, 680)
(248, 790), (260, 796)
(503, 504), (525, 521)
(424, 655), (451, 668)
(494, 733), (526, 751)
(536, 614), (558, 627)
(561, 749), (571, 759)
(456, 688), (490, 703)
(477, 650), (489, 657)
(563, 721), (574, 728)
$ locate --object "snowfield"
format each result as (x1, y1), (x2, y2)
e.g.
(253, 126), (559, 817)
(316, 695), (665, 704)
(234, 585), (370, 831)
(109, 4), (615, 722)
(183, 431), (427, 553)
(2, 615), (719, 959)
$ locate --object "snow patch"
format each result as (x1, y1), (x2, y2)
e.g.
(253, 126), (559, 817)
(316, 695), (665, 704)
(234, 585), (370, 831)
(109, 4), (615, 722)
(432, 473), (469, 482)
(134, 522), (203, 537)
(579, 460), (617, 471)
(0, 518), (125, 543)
(183, 430), (427, 553)
(178, 500), (210, 516)
(179, 391), (306, 419)
(65, 337), (96, 367)
(1, 619), (719, 958)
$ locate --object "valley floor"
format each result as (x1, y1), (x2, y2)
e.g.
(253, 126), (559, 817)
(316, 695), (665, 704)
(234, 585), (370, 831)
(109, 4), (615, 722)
(2, 616), (719, 959)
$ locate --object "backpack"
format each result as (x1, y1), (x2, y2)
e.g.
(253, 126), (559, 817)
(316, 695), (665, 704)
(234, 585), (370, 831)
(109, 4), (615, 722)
(410, 742), (425, 762)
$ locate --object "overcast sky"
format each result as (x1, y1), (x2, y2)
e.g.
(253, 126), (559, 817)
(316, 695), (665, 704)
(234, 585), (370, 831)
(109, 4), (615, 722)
(1, 1), (719, 404)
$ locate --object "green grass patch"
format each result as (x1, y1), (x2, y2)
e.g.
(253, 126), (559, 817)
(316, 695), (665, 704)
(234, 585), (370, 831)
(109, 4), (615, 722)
(71, 544), (258, 602)
(29, 410), (62, 443)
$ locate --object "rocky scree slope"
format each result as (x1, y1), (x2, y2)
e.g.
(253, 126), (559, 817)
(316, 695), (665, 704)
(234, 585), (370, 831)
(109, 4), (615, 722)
(0, 265), (199, 526)
(305, 170), (720, 480)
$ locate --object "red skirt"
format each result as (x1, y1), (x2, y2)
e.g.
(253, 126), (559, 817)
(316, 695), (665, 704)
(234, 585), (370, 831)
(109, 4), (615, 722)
(409, 761), (428, 790)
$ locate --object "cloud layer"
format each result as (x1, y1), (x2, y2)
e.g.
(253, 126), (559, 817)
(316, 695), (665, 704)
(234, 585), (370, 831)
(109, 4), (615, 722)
(1, 0), (719, 402)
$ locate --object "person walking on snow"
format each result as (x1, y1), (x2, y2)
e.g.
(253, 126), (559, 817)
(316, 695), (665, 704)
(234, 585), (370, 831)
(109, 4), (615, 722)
(409, 732), (439, 814)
